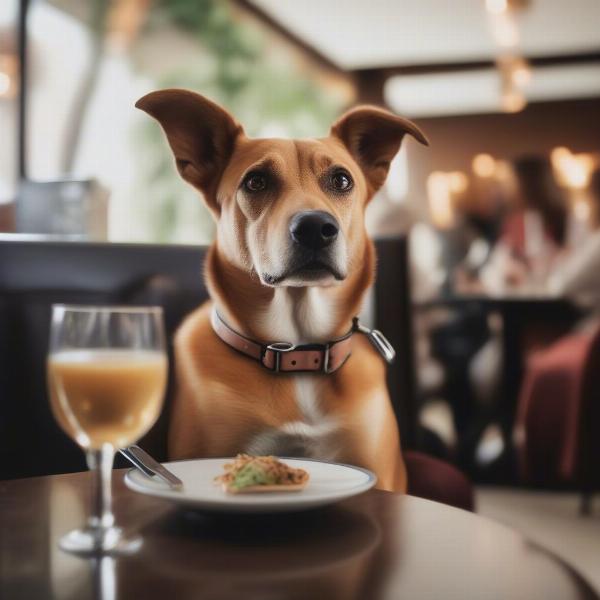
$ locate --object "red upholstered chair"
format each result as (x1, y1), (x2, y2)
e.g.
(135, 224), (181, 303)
(514, 323), (600, 514)
(405, 451), (475, 512)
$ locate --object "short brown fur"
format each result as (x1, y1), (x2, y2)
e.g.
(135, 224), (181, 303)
(136, 89), (428, 491)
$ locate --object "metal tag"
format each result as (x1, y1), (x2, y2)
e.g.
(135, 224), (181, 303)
(367, 329), (396, 364)
(354, 320), (396, 364)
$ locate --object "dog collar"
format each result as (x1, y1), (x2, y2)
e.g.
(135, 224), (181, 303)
(211, 308), (395, 374)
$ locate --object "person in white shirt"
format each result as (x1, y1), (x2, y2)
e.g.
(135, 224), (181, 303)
(549, 168), (600, 319)
(479, 156), (567, 295)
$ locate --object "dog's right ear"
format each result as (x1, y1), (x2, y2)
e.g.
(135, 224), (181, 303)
(135, 89), (244, 215)
(331, 105), (428, 196)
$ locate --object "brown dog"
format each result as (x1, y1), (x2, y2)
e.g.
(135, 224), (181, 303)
(136, 89), (427, 491)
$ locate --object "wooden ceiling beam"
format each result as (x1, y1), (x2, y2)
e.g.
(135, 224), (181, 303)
(353, 49), (600, 78)
(354, 49), (600, 107)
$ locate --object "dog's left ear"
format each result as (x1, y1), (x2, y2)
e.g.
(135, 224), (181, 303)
(135, 89), (244, 215)
(331, 105), (428, 194)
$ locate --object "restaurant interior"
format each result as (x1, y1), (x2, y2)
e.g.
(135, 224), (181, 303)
(1, 0), (600, 598)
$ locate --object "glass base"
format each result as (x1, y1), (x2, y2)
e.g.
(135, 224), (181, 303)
(59, 526), (142, 556)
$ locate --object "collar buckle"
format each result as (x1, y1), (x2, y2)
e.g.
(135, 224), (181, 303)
(322, 344), (331, 374)
(265, 341), (295, 373)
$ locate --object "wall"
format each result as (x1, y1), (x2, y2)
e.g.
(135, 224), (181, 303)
(405, 97), (600, 214)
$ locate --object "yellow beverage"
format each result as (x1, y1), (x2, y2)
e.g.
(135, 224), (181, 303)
(48, 350), (167, 449)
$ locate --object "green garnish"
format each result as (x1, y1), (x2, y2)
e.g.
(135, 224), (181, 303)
(230, 462), (277, 490)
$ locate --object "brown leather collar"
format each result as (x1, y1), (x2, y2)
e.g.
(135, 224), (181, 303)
(211, 309), (396, 374)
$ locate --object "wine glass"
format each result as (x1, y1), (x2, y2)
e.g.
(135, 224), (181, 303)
(47, 305), (167, 555)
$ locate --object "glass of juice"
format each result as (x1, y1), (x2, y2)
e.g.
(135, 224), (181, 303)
(47, 305), (167, 554)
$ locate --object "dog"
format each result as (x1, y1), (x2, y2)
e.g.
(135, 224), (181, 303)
(136, 89), (428, 491)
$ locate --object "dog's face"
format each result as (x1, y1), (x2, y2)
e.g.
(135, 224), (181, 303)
(136, 90), (427, 288)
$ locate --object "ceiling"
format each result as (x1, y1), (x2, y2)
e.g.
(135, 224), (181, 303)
(384, 63), (600, 116)
(248, 0), (600, 70)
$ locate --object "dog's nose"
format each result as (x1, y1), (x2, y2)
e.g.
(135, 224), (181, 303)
(289, 211), (339, 250)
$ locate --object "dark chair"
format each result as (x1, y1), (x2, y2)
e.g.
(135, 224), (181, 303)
(515, 323), (600, 514)
(0, 237), (473, 510)
(0, 240), (209, 478)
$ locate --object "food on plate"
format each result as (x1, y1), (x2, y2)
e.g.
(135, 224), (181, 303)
(215, 454), (309, 494)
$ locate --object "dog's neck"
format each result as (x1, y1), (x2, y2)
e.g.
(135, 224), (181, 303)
(206, 242), (374, 345)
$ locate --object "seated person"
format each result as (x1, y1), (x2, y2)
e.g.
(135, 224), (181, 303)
(480, 156), (567, 293)
(549, 167), (600, 326)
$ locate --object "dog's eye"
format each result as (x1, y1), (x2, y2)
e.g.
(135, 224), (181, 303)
(331, 170), (353, 192)
(242, 172), (268, 193)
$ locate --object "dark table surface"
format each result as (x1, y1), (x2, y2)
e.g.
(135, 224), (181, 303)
(414, 292), (581, 309)
(1, 469), (597, 600)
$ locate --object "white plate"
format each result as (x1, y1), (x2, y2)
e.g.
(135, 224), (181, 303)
(124, 457), (377, 513)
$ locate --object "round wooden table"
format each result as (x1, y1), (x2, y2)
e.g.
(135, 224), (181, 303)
(0, 469), (597, 600)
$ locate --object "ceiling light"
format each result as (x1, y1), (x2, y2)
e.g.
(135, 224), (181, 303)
(472, 154), (496, 178)
(501, 89), (526, 112)
(551, 147), (595, 189)
(512, 61), (532, 87)
(498, 56), (532, 88)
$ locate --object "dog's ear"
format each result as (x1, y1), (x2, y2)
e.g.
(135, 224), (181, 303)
(331, 105), (428, 194)
(135, 89), (244, 215)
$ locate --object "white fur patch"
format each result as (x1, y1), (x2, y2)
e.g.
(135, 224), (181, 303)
(294, 375), (323, 423)
(257, 286), (338, 344)
(247, 291), (343, 459)
(246, 417), (341, 460)
(246, 370), (342, 460)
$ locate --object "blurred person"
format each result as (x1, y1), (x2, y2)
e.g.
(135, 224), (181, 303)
(504, 155), (567, 253)
(481, 156), (568, 293)
(549, 167), (600, 323)
(442, 159), (568, 469)
(417, 191), (495, 466)
(449, 172), (515, 295)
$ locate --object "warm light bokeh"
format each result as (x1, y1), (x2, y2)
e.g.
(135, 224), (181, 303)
(427, 172), (456, 230)
(501, 89), (526, 113)
(448, 172), (469, 194)
(0, 54), (18, 99)
(472, 154), (497, 178)
(512, 59), (532, 87)
(551, 147), (596, 189)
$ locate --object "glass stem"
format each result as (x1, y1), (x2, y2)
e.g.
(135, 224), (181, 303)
(86, 444), (115, 532)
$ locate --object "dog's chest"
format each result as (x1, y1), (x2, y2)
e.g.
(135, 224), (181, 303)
(245, 376), (342, 460)
(245, 288), (344, 459)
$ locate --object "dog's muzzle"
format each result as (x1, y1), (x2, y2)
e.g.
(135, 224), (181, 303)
(289, 211), (339, 250)
(262, 211), (345, 285)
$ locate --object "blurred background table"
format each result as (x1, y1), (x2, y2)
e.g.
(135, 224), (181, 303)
(415, 294), (583, 478)
(0, 468), (597, 600)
